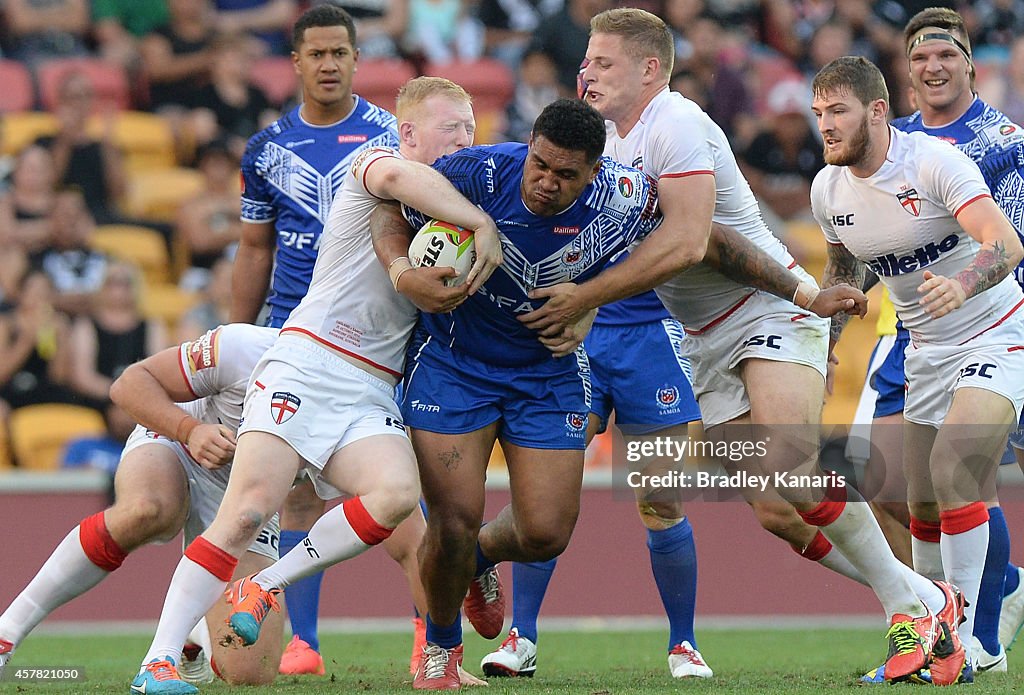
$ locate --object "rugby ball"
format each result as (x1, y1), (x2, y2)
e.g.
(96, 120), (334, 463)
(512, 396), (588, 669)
(408, 219), (476, 287)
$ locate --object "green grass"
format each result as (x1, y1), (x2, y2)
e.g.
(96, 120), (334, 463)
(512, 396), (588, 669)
(3, 628), (1023, 693)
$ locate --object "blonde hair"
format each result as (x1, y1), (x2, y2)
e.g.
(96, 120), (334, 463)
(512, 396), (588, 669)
(395, 77), (472, 122)
(591, 8), (674, 79)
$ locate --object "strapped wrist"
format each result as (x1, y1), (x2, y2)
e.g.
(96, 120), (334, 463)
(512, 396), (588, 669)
(793, 281), (821, 310)
(388, 256), (413, 290)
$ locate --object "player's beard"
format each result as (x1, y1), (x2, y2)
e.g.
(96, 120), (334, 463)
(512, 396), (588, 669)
(823, 114), (871, 167)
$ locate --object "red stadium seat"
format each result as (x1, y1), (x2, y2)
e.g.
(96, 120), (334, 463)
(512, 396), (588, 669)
(37, 58), (131, 113)
(249, 56), (299, 107)
(353, 59), (417, 112)
(0, 59), (36, 112)
(423, 59), (515, 113)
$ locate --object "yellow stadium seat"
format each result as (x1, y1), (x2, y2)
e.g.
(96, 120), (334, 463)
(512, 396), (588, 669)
(1, 111), (59, 156)
(91, 224), (171, 285)
(9, 404), (107, 470)
(0, 421), (13, 470)
(87, 111), (176, 172)
(140, 282), (200, 331)
(121, 167), (205, 223)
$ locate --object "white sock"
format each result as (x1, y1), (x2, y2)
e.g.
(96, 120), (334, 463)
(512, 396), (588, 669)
(142, 556), (230, 666)
(0, 528), (109, 645)
(254, 503), (375, 590)
(185, 616), (213, 656)
(819, 547), (868, 586)
(941, 523), (989, 644)
(818, 500), (925, 619)
(912, 537), (944, 581)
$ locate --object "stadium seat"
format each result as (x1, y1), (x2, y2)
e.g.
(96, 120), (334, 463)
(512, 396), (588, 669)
(423, 59), (515, 114)
(37, 58), (132, 113)
(121, 167), (206, 223)
(96, 111), (177, 172)
(1, 111), (59, 156)
(249, 56), (299, 107)
(0, 60), (36, 112)
(0, 421), (13, 469)
(353, 59), (417, 112)
(91, 224), (172, 284)
(9, 404), (107, 470)
(140, 282), (200, 331)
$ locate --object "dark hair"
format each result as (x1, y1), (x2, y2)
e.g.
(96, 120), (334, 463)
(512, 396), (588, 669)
(812, 56), (889, 106)
(292, 4), (357, 50)
(532, 98), (606, 165)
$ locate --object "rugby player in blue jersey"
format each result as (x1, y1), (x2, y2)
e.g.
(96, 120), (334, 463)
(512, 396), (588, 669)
(371, 96), (868, 689)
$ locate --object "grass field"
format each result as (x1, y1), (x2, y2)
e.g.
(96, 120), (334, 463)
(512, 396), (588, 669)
(3, 627), (1023, 694)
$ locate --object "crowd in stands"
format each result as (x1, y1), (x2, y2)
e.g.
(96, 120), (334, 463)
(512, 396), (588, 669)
(0, 0), (1020, 473)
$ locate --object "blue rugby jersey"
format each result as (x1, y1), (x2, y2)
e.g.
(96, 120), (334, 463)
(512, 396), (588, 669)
(893, 96), (1024, 285)
(241, 100), (399, 325)
(404, 142), (662, 366)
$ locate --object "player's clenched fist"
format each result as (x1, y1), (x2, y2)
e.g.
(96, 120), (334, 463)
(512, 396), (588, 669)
(185, 423), (236, 469)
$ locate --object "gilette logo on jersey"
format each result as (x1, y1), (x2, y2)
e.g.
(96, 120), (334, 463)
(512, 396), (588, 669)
(865, 233), (959, 277)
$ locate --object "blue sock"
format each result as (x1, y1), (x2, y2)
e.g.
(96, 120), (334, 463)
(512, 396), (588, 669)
(975, 507), (1010, 655)
(512, 560), (557, 644)
(426, 613), (463, 648)
(1005, 562), (1021, 597)
(648, 519), (698, 651)
(279, 529), (323, 653)
(475, 541), (496, 578)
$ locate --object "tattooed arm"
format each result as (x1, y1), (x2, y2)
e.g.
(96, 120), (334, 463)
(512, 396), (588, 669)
(822, 241), (867, 352)
(917, 196), (1023, 319)
(704, 222), (868, 318)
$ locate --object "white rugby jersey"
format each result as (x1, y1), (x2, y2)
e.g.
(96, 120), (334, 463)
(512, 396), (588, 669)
(282, 146), (418, 379)
(812, 127), (1024, 345)
(176, 323), (277, 429)
(605, 87), (796, 330)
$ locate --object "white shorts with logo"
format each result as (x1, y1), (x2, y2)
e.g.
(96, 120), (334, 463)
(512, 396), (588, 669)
(683, 288), (829, 428)
(904, 315), (1024, 428)
(122, 426), (280, 560)
(239, 334), (409, 500)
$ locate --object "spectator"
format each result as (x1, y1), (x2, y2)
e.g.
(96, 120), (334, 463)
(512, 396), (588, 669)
(67, 262), (167, 412)
(176, 255), (233, 342)
(175, 140), (242, 290)
(400, 0), (484, 69)
(477, 0), (563, 70)
(215, 0), (298, 56)
(740, 80), (824, 223)
(31, 187), (108, 317)
(503, 49), (560, 142)
(317, 0), (405, 58)
(186, 35), (276, 156)
(34, 72), (128, 226)
(92, 0), (171, 76)
(674, 15), (755, 145)
(139, 0), (217, 112)
(5, 0), (90, 69)
(0, 214), (28, 304)
(0, 270), (75, 414)
(979, 36), (1024, 126)
(8, 146), (56, 254)
(966, 0), (1024, 50)
(530, 0), (612, 96)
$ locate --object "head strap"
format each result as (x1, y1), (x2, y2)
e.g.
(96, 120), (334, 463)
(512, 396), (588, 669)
(907, 31), (971, 62)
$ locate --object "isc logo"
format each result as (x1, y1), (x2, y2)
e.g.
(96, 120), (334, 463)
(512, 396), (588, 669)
(958, 362), (997, 380)
(831, 214), (854, 227)
(419, 236), (446, 267)
(743, 334), (782, 349)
